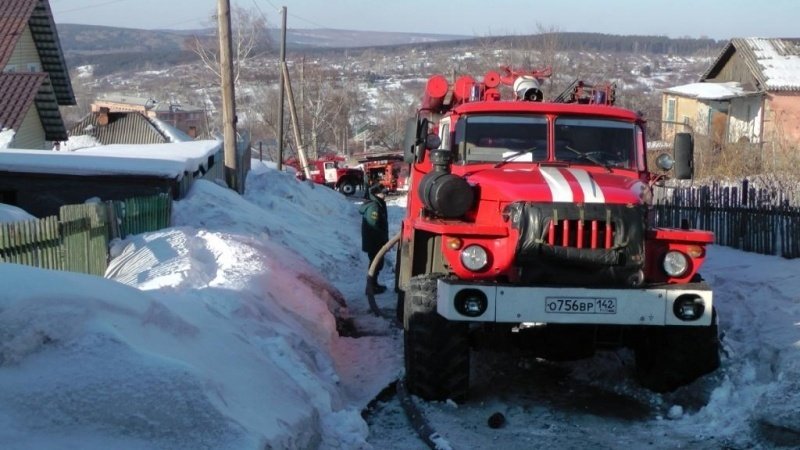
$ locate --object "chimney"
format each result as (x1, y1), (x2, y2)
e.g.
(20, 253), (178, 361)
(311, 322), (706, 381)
(96, 107), (110, 126)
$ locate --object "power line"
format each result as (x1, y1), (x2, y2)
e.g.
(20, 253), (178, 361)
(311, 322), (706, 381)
(251, 0), (339, 30)
(259, 0), (281, 13)
(53, 0), (131, 14)
(250, 0), (274, 25)
(287, 12), (332, 29)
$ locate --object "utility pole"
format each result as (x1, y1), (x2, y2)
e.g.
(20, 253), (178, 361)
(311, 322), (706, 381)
(218, 0), (238, 191)
(282, 62), (311, 180)
(276, 6), (287, 171)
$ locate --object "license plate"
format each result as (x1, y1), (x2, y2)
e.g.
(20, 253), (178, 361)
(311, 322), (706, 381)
(544, 297), (617, 314)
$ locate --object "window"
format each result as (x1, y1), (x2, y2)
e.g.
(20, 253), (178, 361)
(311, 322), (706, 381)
(554, 117), (636, 169)
(27, 63), (39, 72)
(455, 115), (548, 163)
(3, 65), (16, 73)
(666, 98), (676, 122)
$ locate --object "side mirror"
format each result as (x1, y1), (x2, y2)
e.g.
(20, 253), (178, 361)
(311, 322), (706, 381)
(673, 132), (693, 179)
(415, 118), (430, 163)
(402, 118), (418, 163)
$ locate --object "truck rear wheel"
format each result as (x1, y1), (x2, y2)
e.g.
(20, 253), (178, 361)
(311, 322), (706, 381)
(404, 275), (470, 402)
(635, 308), (720, 392)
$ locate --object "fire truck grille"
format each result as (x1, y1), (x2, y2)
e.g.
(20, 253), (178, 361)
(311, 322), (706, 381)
(505, 202), (645, 275)
(544, 218), (615, 249)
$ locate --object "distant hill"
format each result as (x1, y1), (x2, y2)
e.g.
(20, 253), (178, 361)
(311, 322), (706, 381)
(55, 23), (722, 76)
(57, 24), (468, 73)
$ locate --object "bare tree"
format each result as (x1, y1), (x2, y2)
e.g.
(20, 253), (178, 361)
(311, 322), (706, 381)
(368, 84), (416, 151)
(297, 63), (363, 159)
(188, 6), (270, 86)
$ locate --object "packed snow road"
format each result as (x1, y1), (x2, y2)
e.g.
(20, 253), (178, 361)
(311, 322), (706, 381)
(363, 196), (800, 450)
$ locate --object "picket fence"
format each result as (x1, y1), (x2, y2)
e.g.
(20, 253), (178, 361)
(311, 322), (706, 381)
(0, 193), (172, 275)
(653, 181), (800, 259)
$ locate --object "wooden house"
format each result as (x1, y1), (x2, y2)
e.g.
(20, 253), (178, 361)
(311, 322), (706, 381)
(0, 0), (75, 149)
(662, 38), (800, 148)
(92, 95), (206, 138)
(68, 110), (194, 147)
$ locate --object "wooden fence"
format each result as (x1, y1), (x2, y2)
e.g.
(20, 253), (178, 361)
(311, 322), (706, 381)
(653, 181), (800, 259)
(0, 193), (172, 276)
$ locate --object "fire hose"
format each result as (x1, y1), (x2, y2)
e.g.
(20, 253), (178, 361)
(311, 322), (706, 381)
(365, 231), (401, 316)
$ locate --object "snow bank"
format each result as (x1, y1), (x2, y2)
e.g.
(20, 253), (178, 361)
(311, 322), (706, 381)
(0, 204), (35, 224)
(0, 161), (404, 449)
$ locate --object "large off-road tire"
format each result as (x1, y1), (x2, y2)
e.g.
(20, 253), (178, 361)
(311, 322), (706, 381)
(338, 179), (357, 196)
(404, 275), (470, 402)
(635, 308), (720, 392)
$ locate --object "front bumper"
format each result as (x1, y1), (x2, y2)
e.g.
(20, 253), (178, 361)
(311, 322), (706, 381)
(436, 279), (713, 326)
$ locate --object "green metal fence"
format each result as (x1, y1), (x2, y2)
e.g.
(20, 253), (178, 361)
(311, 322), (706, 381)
(0, 193), (172, 276)
(0, 215), (62, 270)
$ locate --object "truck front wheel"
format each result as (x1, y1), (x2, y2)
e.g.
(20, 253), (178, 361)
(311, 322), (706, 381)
(338, 179), (357, 196)
(635, 308), (721, 392)
(404, 275), (470, 402)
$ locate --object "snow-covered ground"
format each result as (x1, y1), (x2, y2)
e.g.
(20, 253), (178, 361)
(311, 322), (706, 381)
(1, 161), (798, 449)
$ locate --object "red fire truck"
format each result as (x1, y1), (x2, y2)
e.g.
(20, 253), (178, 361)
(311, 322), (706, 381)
(355, 152), (409, 193)
(286, 155), (363, 196)
(397, 67), (720, 401)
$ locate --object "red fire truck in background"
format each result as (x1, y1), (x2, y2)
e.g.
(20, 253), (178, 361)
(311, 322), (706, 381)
(355, 152), (409, 194)
(286, 155), (364, 196)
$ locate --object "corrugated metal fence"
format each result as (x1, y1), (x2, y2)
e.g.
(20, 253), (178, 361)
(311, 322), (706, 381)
(653, 181), (800, 259)
(0, 193), (172, 275)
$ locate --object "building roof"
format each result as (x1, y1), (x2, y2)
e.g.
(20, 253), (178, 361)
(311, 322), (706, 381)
(69, 111), (193, 146)
(662, 81), (761, 101)
(0, 72), (66, 140)
(0, 140), (222, 178)
(96, 94), (205, 113)
(702, 38), (800, 92)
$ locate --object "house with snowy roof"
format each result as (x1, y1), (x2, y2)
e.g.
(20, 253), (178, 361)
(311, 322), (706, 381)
(0, 0), (75, 149)
(66, 109), (194, 150)
(92, 94), (206, 138)
(0, 140), (223, 217)
(661, 38), (800, 147)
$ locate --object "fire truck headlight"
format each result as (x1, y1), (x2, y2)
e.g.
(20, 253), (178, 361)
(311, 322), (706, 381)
(662, 251), (689, 277)
(461, 245), (488, 271)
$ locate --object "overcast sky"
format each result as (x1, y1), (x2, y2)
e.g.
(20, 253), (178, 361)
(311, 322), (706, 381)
(50, 0), (799, 40)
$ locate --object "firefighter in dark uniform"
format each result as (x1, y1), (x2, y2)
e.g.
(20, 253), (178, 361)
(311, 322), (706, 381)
(360, 183), (389, 294)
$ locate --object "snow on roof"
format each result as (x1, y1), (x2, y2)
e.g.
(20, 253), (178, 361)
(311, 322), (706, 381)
(0, 128), (13, 149)
(0, 140), (221, 178)
(0, 203), (35, 223)
(60, 134), (101, 151)
(745, 38), (800, 90)
(150, 117), (194, 142)
(663, 81), (760, 100)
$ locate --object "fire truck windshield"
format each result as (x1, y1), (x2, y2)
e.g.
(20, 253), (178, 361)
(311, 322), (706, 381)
(453, 114), (637, 170)
(554, 118), (637, 169)
(455, 115), (548, 164)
